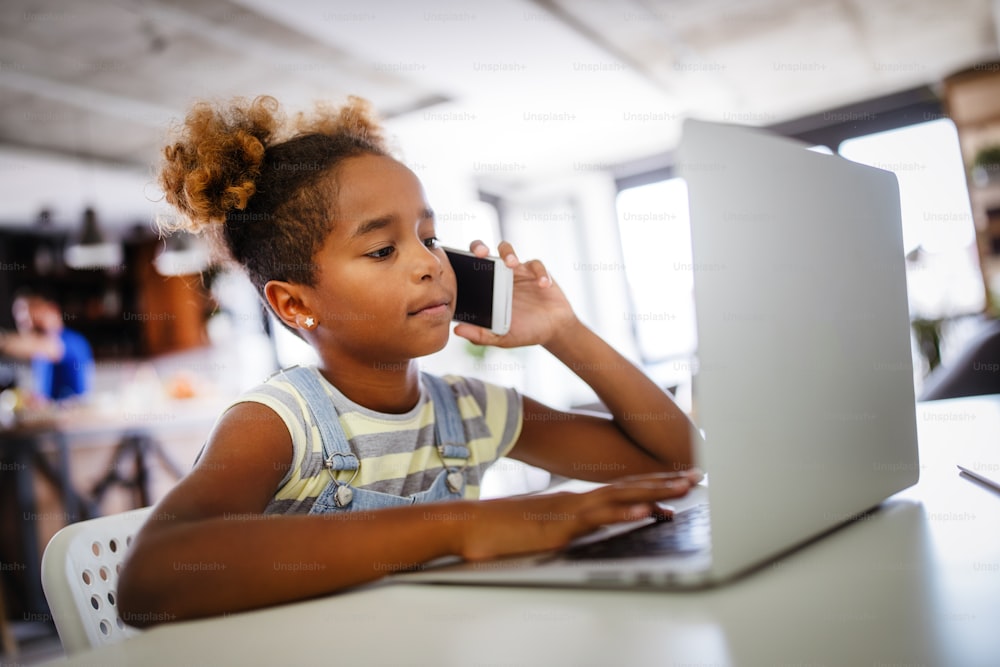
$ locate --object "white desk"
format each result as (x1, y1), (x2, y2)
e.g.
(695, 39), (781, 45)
(42, 396), (1000, 667)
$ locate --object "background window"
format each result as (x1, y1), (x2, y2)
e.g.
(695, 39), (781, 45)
(615, 178), (699, 407)
(837, 118), (984, 319)
(615, 178), (697, 365)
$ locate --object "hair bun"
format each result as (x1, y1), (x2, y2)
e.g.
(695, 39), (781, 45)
(294, 95), (386, 149)
(159, 95), (282, 232)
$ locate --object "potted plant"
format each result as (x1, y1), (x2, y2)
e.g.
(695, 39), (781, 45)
(971, 144), (1000, 186)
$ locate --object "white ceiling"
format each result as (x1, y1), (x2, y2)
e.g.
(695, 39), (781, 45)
(0, 0), (997, 232)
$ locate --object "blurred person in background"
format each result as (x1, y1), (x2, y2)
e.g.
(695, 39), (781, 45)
(0, 292), (93, 402)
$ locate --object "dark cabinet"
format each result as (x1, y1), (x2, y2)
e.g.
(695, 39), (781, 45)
(0, 226), (211, 359)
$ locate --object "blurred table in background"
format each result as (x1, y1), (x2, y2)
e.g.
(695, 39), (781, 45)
(1, 395), (226, 621)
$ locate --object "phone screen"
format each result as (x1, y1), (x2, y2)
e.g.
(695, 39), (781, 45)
(445, 249), (497, 329)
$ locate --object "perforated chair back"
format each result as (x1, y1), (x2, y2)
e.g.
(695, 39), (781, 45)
(40, 507), (153, 655)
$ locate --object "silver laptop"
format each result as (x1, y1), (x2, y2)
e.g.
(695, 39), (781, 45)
(399, 118), (920, 588)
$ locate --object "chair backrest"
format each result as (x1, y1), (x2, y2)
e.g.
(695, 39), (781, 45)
(40, 507), (153, 655)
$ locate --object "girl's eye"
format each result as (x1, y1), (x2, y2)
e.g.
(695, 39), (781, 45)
(368, 246), (395, 260)
(423, 237), (440, 249)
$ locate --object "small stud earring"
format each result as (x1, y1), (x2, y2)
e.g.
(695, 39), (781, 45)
(304, 316), (316, 329)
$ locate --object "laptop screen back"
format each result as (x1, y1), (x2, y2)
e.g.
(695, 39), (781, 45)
(677, 119), (919, 580)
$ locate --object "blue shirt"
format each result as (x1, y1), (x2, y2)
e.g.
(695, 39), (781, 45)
(32, 329), (93, 400)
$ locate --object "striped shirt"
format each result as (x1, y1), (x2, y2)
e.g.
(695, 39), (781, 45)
(230, 367), (523, 515)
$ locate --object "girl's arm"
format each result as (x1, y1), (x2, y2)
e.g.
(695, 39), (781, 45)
(117, 401), (693, 626)
(455, 241), (704, 482)
(513, 322), (702, 482)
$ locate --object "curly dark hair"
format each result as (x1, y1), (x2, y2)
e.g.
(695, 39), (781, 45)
(157, 95), (390, 297)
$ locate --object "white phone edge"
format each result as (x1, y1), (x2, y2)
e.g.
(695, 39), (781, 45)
(490, 259), (513, 335)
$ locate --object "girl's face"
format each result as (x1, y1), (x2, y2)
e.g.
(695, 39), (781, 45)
(303, 153), (457, 364)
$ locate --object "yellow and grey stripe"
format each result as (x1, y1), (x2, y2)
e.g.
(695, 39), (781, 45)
(227, 367), (522, 515)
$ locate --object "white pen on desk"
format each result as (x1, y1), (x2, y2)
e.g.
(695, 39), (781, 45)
(957, 465), (1000, 493)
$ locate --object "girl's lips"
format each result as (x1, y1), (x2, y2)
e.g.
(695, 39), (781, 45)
(409, 302), (450, 317)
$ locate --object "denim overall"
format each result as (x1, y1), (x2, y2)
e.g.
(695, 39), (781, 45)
(281, 367), (470, 514)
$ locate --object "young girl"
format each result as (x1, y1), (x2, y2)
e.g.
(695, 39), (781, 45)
(117, 95), (703, 626)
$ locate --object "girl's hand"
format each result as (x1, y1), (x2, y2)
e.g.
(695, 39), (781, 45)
(453, 240), (576, 348)
(448, 472), (695, 561)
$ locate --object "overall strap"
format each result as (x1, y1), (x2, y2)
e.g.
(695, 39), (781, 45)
(421, 373), (470, 460)
(281, 367), (358, 472)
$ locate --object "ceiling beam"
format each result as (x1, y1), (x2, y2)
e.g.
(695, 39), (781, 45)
(529, 0), (673, 94)
(135, 0), (388, 94)
(0, 70), (176, 128)
(0, 134), (152, 171)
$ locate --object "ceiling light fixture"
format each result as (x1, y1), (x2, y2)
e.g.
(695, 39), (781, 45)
(153, 231), (209, 276)
(64, 207), (123, 270)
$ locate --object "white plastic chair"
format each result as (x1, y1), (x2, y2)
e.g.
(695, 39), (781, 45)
(40, 507), (152, 655)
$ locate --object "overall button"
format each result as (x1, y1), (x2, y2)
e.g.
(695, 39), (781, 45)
(446, 470), (464, 494)
(334, 485), (354, 507)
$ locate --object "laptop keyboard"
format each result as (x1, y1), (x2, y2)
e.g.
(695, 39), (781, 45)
(561, 504), (711, 560)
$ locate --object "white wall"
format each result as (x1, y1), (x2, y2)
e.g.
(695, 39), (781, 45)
(0, 147), (160, 233)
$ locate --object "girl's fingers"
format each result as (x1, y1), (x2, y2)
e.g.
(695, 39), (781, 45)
(575, 483), (688, 529)
(522, 258), (552, 287)
(683, 468), (705, 484)
(613, 470), (700, 485)
(591, 478), (691, 505)
(497, 240), (518, 267)
(580, 502), (663, 527)
(453, 323), (499, 346)
(468, 240), (550, 287)
(469, 240), (490, 257)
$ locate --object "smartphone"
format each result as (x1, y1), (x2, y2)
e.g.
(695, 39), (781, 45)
(444, 247), (513, 335)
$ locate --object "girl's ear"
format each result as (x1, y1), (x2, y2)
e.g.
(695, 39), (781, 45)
(264, 280), (318, 332)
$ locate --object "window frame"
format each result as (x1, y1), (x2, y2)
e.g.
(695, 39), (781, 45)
(611, 85), (966, 370)
(615, 85), (945, 193)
